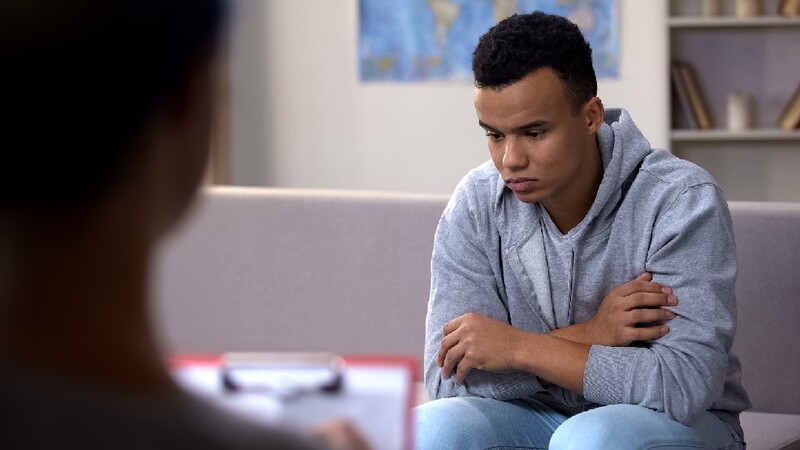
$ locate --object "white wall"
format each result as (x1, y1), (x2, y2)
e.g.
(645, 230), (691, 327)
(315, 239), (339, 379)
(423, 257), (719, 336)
(227, 0), (668, 195)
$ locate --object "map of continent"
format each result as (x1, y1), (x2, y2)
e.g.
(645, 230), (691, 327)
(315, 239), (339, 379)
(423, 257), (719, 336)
(359, 0), (619, 82)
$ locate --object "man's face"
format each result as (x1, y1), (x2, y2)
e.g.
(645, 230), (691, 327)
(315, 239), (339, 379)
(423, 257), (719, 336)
(475, 68), (597, 205)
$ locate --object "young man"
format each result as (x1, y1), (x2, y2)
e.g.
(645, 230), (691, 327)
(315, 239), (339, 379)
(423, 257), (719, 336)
(0, 1), (366, 448)
(416, 12), (750, 449)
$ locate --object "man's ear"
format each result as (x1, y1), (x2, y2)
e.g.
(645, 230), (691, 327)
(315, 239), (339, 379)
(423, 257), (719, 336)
(584, 96), (605, 134)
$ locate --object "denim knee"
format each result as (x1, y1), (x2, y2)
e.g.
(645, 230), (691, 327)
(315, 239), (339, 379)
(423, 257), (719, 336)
(550, 404), (642, 450)
(414, 397), (502, 449)
(415, 396), (563, 450)
(549, 404), (740, 450)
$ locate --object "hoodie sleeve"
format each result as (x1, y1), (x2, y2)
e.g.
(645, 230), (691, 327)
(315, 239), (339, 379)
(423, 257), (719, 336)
(583, 183), (737, 425)
(424, 179), (545, 401)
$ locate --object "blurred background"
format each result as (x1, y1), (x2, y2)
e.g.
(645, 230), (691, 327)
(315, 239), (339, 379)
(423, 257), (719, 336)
(207, 0), (800, 201)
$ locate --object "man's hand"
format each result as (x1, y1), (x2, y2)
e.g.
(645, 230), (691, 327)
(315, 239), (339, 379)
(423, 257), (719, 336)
(312, 420), (372, 450)
(437, 313), (525, 384)
(565, 272), (678, 347)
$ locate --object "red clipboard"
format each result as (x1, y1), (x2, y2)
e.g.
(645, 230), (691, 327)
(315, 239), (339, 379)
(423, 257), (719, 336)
(170, 353), (418, 450)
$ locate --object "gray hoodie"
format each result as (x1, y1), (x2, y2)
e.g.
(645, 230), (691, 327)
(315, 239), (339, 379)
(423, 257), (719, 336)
(425, 108), (751, 437)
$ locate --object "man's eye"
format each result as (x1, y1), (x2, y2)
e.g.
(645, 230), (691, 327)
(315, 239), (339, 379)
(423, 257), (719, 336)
(527, 131), (544, 139)
(485, 132), (502, 140)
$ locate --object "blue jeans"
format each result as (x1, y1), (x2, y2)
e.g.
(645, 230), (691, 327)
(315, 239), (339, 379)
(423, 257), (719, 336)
(414, 397), (744, 450)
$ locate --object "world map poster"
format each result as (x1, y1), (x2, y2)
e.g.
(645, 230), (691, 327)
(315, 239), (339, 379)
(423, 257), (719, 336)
(359, 0), (619, 82)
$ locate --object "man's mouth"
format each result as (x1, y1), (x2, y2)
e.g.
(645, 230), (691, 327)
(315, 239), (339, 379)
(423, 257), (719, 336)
(505, 178), (538, 192)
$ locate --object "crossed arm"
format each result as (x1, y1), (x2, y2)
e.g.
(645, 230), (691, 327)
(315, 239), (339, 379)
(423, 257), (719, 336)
(437, 272), (678, 395)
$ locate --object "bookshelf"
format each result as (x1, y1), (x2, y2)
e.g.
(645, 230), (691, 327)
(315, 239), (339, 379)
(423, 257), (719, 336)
(672, 129), (800, 142)
(668, 0), (800, 201)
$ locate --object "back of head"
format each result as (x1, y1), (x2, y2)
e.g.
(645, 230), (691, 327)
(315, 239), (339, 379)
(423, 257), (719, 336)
(0, 0), (225, 212)
(472, 11), (597, 113)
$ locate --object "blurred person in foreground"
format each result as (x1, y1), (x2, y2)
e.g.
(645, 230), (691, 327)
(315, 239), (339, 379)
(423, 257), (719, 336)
(415, 12), (749, 450)
(0, 1), (367, 448)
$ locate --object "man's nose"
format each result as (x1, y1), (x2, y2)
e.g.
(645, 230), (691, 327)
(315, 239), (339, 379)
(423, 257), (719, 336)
(503, 137), (528, 170)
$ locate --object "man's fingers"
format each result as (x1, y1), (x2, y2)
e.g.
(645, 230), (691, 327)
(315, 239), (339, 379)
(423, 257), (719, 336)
(613, 280), (665, 298)
(627, 324), (671, 342)
(443, 317), (462, 336)
(454, 357), (472, 384)
(612, 273), (676, 299)
(312, 421), (371, 450)
(437, 331), (458, 367)
(440, 345), (465, 379)
(630, 306), (677, 324)
(635, 272), (652, 281)
(624, 292), (678, 309)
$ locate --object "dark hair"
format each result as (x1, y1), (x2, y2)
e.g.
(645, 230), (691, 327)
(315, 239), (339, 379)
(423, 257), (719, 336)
(0, 0), (226, 209)
(472, 11), (597, 113)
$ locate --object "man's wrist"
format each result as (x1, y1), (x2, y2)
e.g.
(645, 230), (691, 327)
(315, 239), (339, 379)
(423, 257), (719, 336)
(510, 329), (535, 372)
(551, 322), (590, 345)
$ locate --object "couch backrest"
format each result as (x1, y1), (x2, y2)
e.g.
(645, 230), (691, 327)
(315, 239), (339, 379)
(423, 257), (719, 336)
(155, 188), (800, 414)
(728, 201), (800, 415)
(155, 186), (448, 361)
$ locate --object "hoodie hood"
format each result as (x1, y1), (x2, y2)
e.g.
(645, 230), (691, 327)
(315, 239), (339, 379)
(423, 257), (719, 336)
(490, 107), (655, 243)
(581, 108), (653, 231)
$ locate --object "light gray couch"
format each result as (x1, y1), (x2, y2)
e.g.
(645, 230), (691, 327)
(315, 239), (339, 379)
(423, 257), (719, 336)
(155, 186), (800, 450)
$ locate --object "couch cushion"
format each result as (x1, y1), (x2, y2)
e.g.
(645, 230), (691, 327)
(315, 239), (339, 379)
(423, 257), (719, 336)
(728, 202), (800, 415)
(740, 411), (800, 450)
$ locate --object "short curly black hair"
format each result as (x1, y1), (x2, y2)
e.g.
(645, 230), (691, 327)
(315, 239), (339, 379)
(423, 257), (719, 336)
(472, 11), (597, 113)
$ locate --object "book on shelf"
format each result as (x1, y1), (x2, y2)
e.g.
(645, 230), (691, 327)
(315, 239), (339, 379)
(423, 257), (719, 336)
(671, 61), (698, 129)
(777, 81), (800, 131)
(778, 0), (800, 17)
(674, 60), (713, 130)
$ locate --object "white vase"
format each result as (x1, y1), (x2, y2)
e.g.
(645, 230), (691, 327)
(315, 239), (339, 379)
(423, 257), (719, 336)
(727, 93), (753, 131)
(735, 0), (762, 18)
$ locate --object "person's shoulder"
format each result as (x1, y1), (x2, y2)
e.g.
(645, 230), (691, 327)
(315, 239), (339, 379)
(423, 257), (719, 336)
(457, 160), (500, 192)
(439, 160), (503, 231)
(639, 148), (718, 191)
(447, 160), (501, 209)
(632, 149), (729, 221)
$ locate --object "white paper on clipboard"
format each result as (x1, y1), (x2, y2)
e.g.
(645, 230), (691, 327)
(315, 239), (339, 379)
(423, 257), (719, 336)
(171, 353), (417, 450)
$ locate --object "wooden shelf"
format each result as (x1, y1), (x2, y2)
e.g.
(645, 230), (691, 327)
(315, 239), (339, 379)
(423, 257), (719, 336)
(671, 128), (800, 142)
(668, 16), (800, 28)
(668, 1), (800, 201)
